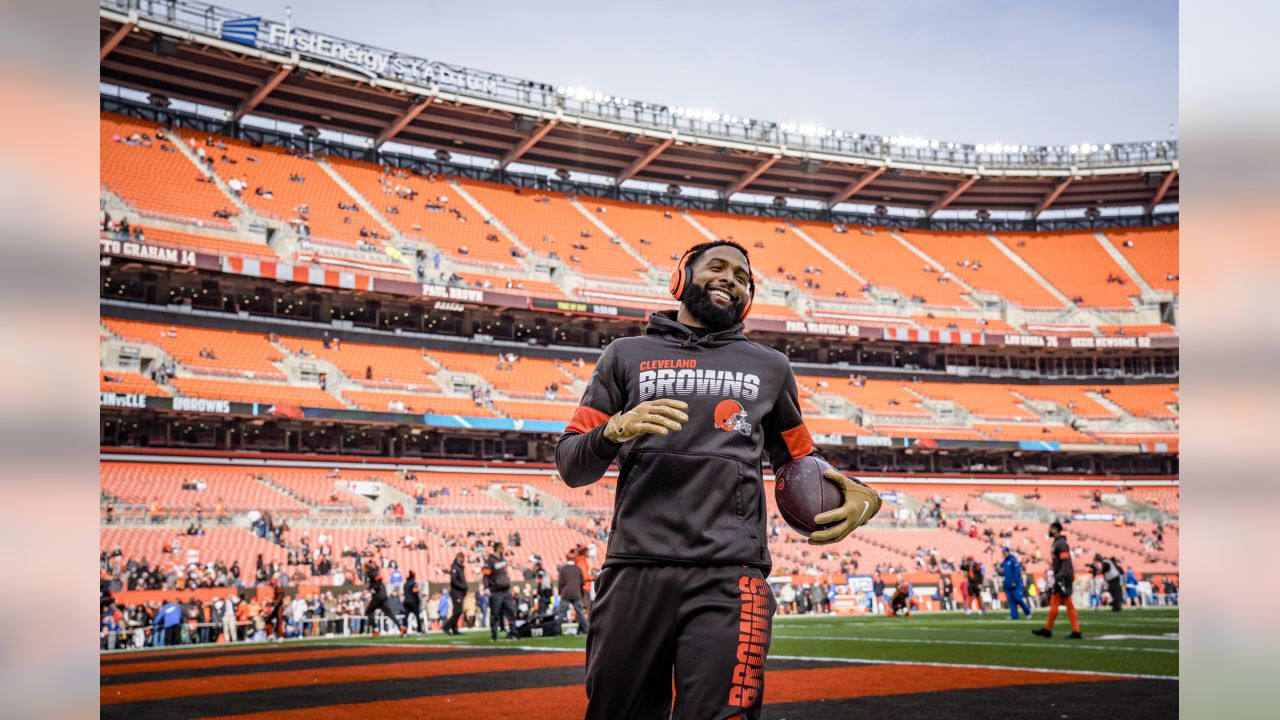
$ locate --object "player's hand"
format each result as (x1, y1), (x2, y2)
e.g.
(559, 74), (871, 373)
(808, 470), (882, 545)
(603, 399), (688, 443)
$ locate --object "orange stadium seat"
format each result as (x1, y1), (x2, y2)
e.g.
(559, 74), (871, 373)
(376, 472), (512, 511)
(101, 526), (289, 579)
(998, 230), (1139, 309)
(491, 399), (578, 422)
(1011, 385), (1118, 420)
(427, 350), (579, 399)
(202, 134), (371, 249)
(301, 526), (440, 575)
(101, 370), (170, 397)
(100, 113), (236, 226)
(799, 376), (929, 418)
(131, 225), (278, 260)
(911, 382), (1038, 421)
(582, 199), (710, 273)
(327, 159), (524, 269)
(252, 467), (365, 508)
(1093, 432), (1179, 448)
(103, 318), (285, 380)
(973, 424), (1094, 443)
(341, 390), (500, 417)
(692, 213), (864, 302)
(897, 230), (1063, 309)
(912, 314), (1017, 334)
(100, 462), (307, 512)
(1124, 487), (1180, 514)
(798, 223), (973, 308)
(280, 336), (440, 391)
(871, 426), (990, 440)
(170, 377), (345, 409)
(1105, 227), (1179, 293)
(1100, 385), (1179, 419)
(1099, 324), (1176, 336)
(457, 180), (648, 282)
(454, 271), (565, 299)
(803, 416), (872, 436)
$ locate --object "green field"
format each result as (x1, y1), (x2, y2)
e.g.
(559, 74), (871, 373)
(316, 606), (1179, 678)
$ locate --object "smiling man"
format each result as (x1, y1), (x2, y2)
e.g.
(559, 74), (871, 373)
(556, 239), (880, 719)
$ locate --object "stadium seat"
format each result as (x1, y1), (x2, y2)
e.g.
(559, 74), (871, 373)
(691, 212), (864, 302)
(1104, 227), (1179, 294)
(103, 318), (286, 380)
(897, 230), (1062, 309)
(998, 230), (1140, 309)
(101, 370), (170, 397)
(799, 376), (929, 418)
(341, 390), (499, 417)
(910, 382), (1038, 421)
(457, 180), (648, 282)
(170, 377), (345, 409)
(280, 336), (440, 391)
(100, 113), (236, 227)
(202, 134), (371, 249)
(798, 222), (972, 307)
(581, 198), (711, 274)
(126, 226), (278, 260)
(327, 158), (524, 269)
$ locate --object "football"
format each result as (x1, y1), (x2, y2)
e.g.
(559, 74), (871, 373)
(774, 455), (846, 537)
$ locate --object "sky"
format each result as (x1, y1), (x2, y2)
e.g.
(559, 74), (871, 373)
(223, 0), (1178, 146)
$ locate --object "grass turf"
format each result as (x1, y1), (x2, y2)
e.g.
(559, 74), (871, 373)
(203, 606), (1176, 678)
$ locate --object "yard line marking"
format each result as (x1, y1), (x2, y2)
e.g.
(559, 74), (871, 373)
(768, 654), (1178, 681)
(770, 634), (1177, 653)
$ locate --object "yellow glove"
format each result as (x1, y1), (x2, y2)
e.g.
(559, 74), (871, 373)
(603, 399), (689, 443)
(808, 470), (882, 545)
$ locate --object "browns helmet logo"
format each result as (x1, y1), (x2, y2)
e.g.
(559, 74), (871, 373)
(713, 399), (752, 436)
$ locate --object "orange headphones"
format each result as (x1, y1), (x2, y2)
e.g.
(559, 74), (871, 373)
(669, 245), (754, 321)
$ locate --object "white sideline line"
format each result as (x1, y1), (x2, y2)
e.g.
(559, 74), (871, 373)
(768, 654), (1179, 681)
(770, 634), (1177, 653)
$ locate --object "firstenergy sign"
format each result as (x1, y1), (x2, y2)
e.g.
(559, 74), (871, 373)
(221, 16), (497, 93)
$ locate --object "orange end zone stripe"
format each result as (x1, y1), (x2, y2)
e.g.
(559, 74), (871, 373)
(100, 644), (296, 665)
(781, 424), (814, 460)
(100, 646), (433, 677)
(101, 651), (583, 705)
(566, 405), (610, 434)
(201, 662), (1120, 720)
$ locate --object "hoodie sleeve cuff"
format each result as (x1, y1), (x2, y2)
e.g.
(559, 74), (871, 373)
(588, 425), (623, 459)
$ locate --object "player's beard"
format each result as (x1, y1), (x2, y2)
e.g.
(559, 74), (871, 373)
(683, 281), (745, 330)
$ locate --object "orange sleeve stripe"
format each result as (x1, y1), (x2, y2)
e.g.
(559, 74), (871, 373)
(566, 405), (611, 435)
(781, 424), (815, 460)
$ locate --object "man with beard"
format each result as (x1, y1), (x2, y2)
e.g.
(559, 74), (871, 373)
(364, 560), (406, 637)
(442, 552), (468, 635)
(402, 570), (422, 633)
(556, 240), (881, 719)
(483, 541), (516, 640)
(1033, 521), (1083, 639)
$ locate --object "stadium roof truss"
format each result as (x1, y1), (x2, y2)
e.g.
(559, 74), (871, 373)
(100, 1), (1178, 215)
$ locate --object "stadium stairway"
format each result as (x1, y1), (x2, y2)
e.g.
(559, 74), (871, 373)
(977, 490), (1057, 521)
(1094, 231), (1159, 298)
(314, 156), (421, 276)
(1100, 493), (1176, 523)
(166, 130), (258, 223)
(567, 196), (660, 279)
(680, 211), (720, 242)
(786, 223), (870, 287)
(985, 233), (1077, 310)
(446, 178), (539, 266)
(888, 230), (990, 306)
(273, 352), (355, 409)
